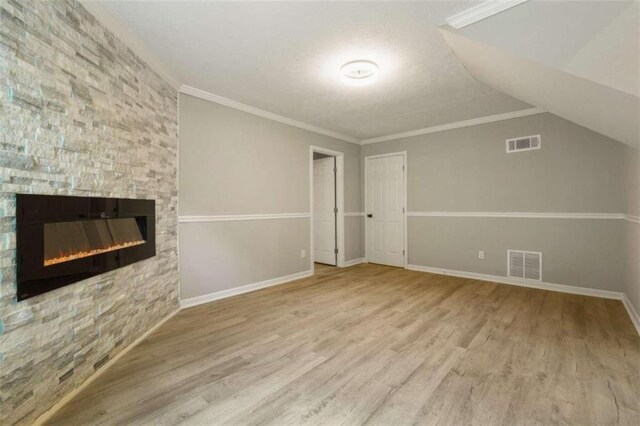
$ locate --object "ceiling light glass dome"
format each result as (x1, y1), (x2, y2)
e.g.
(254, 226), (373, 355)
(340, 60), (378, 80)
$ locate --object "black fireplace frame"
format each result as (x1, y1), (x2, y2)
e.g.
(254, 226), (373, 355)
(16, 194), (155, 301)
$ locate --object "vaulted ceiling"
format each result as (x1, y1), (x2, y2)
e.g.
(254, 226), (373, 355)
(445, 0), (639, 148)
(89, 0), (639, 147)
(456, 0), (638, 96)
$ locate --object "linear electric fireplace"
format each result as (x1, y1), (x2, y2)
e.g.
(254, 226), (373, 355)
(16, 194), (155, 301)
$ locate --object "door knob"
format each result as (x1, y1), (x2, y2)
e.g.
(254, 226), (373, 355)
(367, 213), (373, 218)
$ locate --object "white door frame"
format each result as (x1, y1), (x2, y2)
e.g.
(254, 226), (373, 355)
(310, 146), (345, 272)
(364, 151), (408, 268)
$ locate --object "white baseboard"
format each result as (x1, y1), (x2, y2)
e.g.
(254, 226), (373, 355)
(180, 270), (313, 309)
(343, 258), (366, 267)
(406, 264), (625, 300)
(622, 294), (640, 336)
(34, 308), (180, 425)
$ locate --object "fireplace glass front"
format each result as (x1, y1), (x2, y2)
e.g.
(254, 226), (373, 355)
(44, 218), (146, 266)
(16, 194), (155, 301)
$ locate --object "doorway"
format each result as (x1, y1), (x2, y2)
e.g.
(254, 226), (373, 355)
(364, 152), (407, 267)
(313, 152), (337, 265)
(310, 146), (345, 271)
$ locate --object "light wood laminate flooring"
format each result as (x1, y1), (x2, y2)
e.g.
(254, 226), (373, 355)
(48, 263), (640, 425)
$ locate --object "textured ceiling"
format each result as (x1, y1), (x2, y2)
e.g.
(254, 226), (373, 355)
(98, 0), (530, 140)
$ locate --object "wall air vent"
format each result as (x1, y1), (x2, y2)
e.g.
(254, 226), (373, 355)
(506, 135), (541, 153)
(508, 250), (542, 281)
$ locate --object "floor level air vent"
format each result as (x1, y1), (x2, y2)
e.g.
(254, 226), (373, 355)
(508, 250), (542, 281)
(506, 135), (541, 153)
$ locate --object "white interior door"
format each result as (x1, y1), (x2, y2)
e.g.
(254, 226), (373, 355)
(366, 154), (405, 267)
(314, 157), (336, 265)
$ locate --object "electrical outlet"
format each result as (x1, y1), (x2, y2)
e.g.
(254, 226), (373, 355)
(301, 249), (306, 258)
(478, 251), (484, 260)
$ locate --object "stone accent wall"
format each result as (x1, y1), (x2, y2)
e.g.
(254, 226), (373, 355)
(0, 1), (179, 424)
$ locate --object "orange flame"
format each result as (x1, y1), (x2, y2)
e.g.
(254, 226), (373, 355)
(44, 240), (146, 266)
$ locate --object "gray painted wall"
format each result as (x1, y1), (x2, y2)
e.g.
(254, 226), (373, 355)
(363, 113), (626, 212)
(362, 113), (629, 292)
(179, 94), (362, 299)
(624, 145), (640, 217)
(345, 216), (364, 262)
(408, 217), (625, 290)
(180, 97), (635, 321)
(180, 95), (362, 215)
(180, 101), (635, 308)
(180, 219), (310, 299)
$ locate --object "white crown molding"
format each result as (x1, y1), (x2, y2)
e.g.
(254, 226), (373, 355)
(360, 107), (544, 144)
(181, 270), (313, 309)
(446, 0), (530, 29)
(406, 264), (624, 300)
(79, 0), (180, 89)
(179, 213), (311, 223)
(407, 211), (626, 220)
(180, 85), (360, 144)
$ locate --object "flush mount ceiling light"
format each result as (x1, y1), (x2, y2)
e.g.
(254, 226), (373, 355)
(340, 60), (378, 80)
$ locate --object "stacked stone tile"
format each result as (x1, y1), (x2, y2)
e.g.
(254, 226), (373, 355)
(0, 1), (180, 423)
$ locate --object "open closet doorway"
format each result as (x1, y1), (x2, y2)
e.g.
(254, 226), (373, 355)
(310, 146), (345, 271)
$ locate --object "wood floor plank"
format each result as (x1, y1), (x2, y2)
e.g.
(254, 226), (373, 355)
(47, 263), (640, 426)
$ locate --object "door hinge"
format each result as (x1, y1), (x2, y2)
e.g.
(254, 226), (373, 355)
(333, 166), (337, 173)
(402, 165), (405, 171)
(402, 207), (405, 213)
(334, 248), (339, 254)
(403, 249), (405, 255)
(334, 207), (338, 214)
